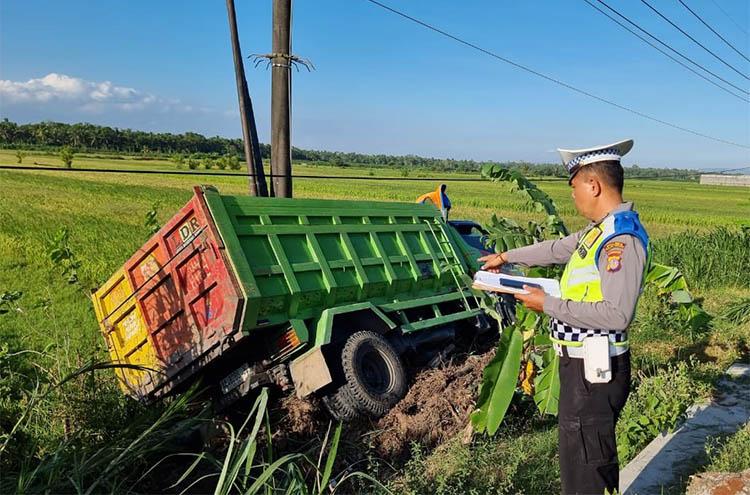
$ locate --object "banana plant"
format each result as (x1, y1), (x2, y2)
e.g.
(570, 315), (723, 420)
(472, 165), (708, 436)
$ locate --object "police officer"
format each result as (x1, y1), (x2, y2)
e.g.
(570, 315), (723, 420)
(478, 139), (650, 494)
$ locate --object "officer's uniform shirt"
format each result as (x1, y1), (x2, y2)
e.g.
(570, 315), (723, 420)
(503, 202), (647, 332)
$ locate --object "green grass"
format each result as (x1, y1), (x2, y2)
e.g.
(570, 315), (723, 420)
(393, 418), (560, 494)
(1, 150), (749, 493)
(2, 149), (749, 238)
(705, 422), (750, 473)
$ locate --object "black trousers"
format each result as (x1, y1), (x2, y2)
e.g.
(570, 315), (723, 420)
(558, 350), (631, 495)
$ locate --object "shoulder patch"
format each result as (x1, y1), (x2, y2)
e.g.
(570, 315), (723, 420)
(604, 241), (625, 272)
(604, 241), (625, 253)
(606, 255), (622, 272)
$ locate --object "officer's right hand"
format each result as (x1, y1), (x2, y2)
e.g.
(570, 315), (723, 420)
(477, 252), (508, 273)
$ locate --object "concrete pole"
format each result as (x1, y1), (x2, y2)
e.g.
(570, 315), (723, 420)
(271, 0), (292, 197)
(226, 0), (268, 196)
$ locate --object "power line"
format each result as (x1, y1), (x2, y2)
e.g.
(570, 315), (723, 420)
(363, 0), (750, 150)
(639, 0), (750, 81)
(593, 0), (749, 97)
(582, 0), (748, 102)
(0, 165), (723, 181)
(708, 0), (748, 37)
(678, 0), (750, 63)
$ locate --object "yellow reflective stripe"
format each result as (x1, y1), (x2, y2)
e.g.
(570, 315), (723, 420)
(550, 336), (583, 347)
(566, 272), (600, 286)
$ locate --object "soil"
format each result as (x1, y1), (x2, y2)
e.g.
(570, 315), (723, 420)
(686, 469), (750, 495)
(268, 346), (497, 462)
(373, 348), (496, 459)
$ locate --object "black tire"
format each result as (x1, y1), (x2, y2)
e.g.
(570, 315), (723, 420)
(340, 330), (407, 418)
(321, 386), (360, 421)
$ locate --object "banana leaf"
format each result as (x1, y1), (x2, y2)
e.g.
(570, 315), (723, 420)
(471, 326), (523, 435)
(533, 348), (560, 416)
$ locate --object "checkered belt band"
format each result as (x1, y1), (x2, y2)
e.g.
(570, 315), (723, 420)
(550, 318), (627, 343)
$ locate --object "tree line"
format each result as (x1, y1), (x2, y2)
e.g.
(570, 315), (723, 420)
(0, 119), (700, 178)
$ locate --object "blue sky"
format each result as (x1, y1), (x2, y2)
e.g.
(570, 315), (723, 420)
(1, 0), (748, 168)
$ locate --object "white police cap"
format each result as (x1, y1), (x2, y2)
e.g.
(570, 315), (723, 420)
(557, 139), (633, 181)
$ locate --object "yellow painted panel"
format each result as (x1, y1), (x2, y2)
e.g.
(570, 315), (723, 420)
(93, 269), (161, 396)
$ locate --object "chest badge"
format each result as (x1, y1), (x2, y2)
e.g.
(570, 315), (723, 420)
(582, 226), (603, 249)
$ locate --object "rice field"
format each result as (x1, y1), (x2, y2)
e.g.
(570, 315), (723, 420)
(0, 149), (748, 493)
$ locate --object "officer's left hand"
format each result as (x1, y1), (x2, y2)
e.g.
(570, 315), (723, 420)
(514, 285), (546, 312)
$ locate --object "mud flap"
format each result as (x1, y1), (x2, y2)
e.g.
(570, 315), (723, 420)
(289, 346), (333, 398)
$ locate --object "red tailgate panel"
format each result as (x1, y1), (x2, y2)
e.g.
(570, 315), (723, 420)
(122, 188), (243, 398)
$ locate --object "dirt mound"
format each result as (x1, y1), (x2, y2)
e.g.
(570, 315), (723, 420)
(265, 344), (497, 463)
(372, 348), (495, 459)
(277, 394), (326, 437)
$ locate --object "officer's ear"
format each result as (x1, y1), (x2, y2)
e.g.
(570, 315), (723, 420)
(589, 175), (603, 197)
(579, 169), (603, 197)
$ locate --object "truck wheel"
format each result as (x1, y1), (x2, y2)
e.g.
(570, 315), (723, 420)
(321, 387), (360, 421)
(340, 330), (407, 418)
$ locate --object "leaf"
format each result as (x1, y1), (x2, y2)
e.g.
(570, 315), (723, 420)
(671, 289), (693, 304)
(533, 348), (560, 416)
(471, 326), (523, 435)
(319, 422), (342, 495)
(533, 332), (551, 347)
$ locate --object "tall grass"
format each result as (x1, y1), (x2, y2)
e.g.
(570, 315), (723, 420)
(165, 389), (388, 495)
(0, 346), (384, 494)
(653, 227), (750, 290)
(0, 350), (205, 494)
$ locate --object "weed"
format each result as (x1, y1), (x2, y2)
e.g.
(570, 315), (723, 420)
(616, 361), (703, 464)
(704, 422), (750, 472)
(395, 422), (559, 494)
(15, 150), (26, 164)
(46, 228), (81, 284)
(0, 291), (23, 315)
(144, 201), (162, 236)
(721, 298), (750, 326)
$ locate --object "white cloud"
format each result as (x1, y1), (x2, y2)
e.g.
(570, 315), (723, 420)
(0, 73), (193, 113)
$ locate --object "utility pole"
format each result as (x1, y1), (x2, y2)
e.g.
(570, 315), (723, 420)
(271, 0), (292, 197)
(226, 0), (268, 197)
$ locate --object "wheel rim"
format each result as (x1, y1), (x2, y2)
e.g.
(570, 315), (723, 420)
(357, 344), (394, 396)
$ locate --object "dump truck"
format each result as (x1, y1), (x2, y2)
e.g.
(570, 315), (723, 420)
(92, 186), (493, 420)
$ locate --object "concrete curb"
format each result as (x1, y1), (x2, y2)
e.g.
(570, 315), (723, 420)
(619, 362), (750, 494)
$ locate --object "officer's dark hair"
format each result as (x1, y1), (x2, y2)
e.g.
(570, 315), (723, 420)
(581, 160), (624, 194)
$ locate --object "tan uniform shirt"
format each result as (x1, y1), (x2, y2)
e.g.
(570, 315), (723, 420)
(504, 202), (647, 331)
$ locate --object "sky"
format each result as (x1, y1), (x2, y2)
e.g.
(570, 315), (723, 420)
(1, 0), (749, 168)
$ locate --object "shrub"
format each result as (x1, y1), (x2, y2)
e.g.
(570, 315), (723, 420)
(616, 361), (703, 464)
(15, 150), (26, 164)
(186, 159), (199, 170)
(60, 146), (74, 168)
(225, 154), (240, 170)
(170, 153), (184, 166)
